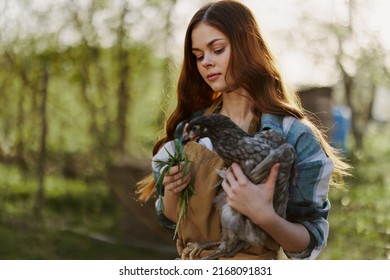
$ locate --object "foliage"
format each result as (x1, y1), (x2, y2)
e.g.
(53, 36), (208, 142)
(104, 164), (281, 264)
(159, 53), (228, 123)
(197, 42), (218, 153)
(153, 139), (196, 239)
(282, 0), (390, 153)
(319, 122), (390, 259)
(0, 163), (174, 259)
(0, 0), (182, 259)
(0, 0), (177, 175)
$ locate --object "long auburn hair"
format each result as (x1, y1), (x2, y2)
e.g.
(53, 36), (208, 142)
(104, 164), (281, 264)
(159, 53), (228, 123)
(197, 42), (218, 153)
(137, 0), (350, 201)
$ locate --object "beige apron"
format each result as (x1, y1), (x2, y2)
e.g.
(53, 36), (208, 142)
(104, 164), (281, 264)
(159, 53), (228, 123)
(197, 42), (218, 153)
(176, 141), (280, 260)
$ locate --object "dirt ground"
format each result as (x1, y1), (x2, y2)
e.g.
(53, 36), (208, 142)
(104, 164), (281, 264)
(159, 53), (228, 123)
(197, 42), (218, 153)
(106, 158), (177, 258)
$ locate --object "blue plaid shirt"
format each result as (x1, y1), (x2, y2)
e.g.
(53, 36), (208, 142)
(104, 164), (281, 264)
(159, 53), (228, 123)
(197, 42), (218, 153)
(154, 113), (333, 260)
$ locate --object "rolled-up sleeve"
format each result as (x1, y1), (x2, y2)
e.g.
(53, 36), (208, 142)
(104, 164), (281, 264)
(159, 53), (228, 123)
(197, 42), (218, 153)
(151, 140), (177, 230)
(284, 127), (334, 259)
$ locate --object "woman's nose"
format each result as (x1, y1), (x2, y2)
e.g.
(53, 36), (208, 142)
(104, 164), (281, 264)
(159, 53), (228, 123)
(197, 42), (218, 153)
(202, 53), (214, 68)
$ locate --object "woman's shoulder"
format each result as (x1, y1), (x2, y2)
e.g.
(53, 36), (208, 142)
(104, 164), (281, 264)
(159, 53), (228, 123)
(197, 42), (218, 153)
(261, 113), (322, 160)
(260, 113), (312, 137)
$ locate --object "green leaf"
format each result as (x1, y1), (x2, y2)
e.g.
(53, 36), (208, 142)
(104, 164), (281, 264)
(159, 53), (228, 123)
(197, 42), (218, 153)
(152, 140), (196, 239)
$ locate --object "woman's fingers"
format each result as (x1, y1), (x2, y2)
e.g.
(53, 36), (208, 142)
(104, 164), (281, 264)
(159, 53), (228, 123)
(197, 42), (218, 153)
(224, 163), (248, 189)
(222, 162), (280, 198)
(163, 170), (186, 184)
(267, 163), (280, 185)
(166, 162), (185, 175)
(163, 164), (191, 193)
(166, 172), (191, 193)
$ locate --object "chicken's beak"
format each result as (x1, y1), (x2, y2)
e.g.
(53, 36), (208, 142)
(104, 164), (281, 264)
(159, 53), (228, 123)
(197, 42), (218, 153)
(182, 124), (199, 145)
(182, 130), (196, 145)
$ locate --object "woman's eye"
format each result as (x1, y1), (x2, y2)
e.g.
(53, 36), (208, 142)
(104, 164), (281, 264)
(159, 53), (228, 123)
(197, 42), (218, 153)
(214, 48), (225, 54)
(193, 52), (203, 61)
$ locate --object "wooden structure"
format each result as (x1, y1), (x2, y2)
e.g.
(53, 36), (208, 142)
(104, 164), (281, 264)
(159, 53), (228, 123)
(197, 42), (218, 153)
(299, 86), (334, 139)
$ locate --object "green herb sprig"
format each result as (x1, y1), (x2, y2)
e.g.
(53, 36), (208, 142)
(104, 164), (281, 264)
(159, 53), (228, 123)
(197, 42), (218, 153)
(154, 139), (196, 239)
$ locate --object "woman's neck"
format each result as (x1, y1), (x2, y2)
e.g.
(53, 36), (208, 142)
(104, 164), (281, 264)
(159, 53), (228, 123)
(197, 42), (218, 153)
(219, 89), (253, 132)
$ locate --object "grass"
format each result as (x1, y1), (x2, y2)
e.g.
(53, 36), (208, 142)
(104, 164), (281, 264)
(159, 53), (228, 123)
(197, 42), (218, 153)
(0, 165), (172, 260)
(319, 122), (390, 259)
(0, 222), (168, 260)
(0, 122), (389, 260)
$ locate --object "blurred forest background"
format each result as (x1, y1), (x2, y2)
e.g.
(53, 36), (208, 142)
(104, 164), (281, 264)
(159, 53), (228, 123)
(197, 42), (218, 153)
(0, 0), (389, 260)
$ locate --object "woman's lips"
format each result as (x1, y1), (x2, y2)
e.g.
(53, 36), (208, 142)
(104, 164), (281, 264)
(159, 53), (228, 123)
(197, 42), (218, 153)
(207, 73), (221, 82)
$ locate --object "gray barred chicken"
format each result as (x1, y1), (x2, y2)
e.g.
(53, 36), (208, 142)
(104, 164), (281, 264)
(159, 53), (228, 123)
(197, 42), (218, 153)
(182, 114), (296, 260)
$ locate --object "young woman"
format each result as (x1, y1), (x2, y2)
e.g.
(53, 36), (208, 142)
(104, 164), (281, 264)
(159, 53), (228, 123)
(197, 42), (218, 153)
(137, 0), (350, 260)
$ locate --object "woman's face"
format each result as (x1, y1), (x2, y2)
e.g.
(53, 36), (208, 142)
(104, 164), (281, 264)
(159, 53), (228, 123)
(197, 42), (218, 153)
(191, 22), (233, 93)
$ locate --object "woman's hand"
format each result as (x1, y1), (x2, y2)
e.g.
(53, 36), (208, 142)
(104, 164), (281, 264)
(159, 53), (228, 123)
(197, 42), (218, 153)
(221, 162), (280, 226)
(162, 162), (191, 223)
(221, 162), (311, 253)
(163, 162), (191, 194)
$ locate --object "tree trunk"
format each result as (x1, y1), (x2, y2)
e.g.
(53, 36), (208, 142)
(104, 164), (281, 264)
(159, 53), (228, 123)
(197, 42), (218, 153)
(116, 3), (130, 156)
(342, 68), (364, 152)
(34, 60), (49, 220)
(366, 83), (377, 122)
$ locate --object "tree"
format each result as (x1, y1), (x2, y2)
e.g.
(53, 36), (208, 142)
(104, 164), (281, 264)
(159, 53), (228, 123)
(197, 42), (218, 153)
(285, 0), (390, 153)
(34, 57), (50, 220)
(115, 0), (131, 157)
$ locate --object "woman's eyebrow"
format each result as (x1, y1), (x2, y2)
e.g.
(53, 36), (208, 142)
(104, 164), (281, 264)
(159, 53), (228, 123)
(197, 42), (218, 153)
(192, 38), (224, 51)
